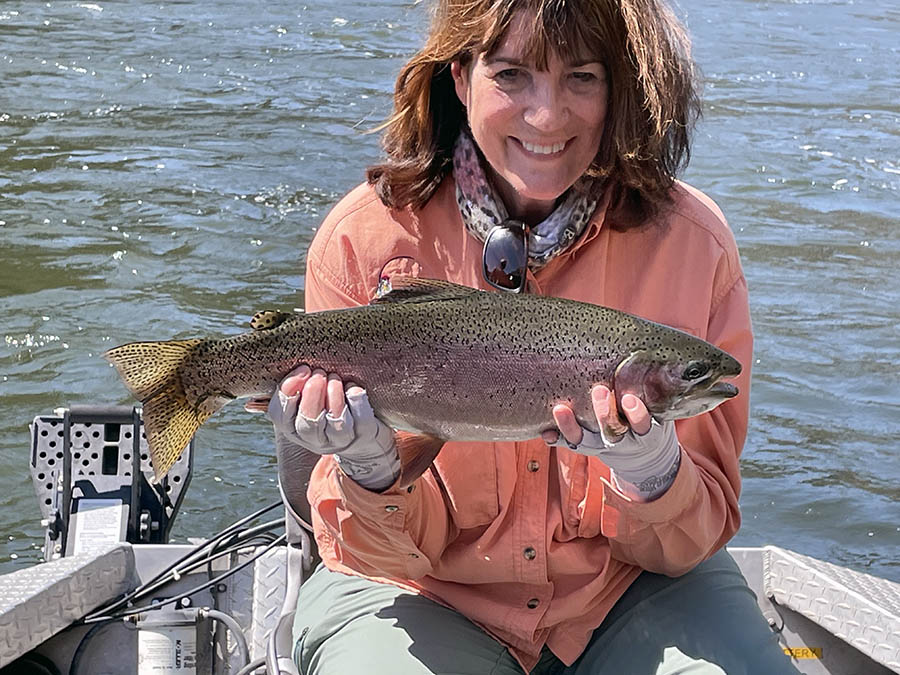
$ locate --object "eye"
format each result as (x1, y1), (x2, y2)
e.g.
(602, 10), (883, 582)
(682, 361), (710, 381)
(495, 68), (524, 83)
(570, 71), (596, 82)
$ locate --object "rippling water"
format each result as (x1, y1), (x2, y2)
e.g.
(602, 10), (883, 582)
(1, 0), (897, 580)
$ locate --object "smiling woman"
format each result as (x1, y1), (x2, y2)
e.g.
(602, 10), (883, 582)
(250, 0), (795, 673)
(367, 0), (699, 229)
(449, 13), (609, 221)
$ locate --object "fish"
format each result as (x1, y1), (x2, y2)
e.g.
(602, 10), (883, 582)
(103, 278), (742, 484)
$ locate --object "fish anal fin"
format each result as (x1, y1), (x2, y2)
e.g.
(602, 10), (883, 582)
(142, 390), (208, 480)
(249, 310), (295, 331)
(372, 278), (480, 305)
(395, 431), (445, 487)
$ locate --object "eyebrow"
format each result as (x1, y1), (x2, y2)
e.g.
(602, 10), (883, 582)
(483, 54), (602, 68)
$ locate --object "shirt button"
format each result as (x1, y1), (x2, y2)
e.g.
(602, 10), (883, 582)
(523, 547), (536, 560)
(384, 505), (400, 513)
(406, 484), (416, 493)
(527, 460), (540, 472)
(408, 553), (419, 559)
(527, 598), (540, 609)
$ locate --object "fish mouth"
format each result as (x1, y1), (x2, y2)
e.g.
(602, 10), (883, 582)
(658, 377), (740, 421)
(708, 381), (739, 399)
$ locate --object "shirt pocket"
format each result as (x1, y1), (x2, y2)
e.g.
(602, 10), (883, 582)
(431, 441), (501, 529)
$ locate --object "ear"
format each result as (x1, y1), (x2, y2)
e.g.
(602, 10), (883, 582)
(450, 60), (469, 108)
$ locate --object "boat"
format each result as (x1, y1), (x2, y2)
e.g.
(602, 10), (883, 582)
(1, 406), (898, 674)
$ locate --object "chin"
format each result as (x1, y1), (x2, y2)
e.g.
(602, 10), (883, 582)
(509, 178), (576, 203)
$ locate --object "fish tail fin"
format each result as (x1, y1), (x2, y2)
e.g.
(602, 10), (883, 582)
(395, 432), (445, 487)
(104, 339), (207, 479)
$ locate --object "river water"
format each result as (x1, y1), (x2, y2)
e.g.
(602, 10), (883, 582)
(1, 0), (897, 580)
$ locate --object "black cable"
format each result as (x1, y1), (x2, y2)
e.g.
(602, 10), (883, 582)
(142, 500), (284, 590)
(84, 533), (287, 623)
(68, 620), (119, 675)
(84, 536), (275, 623)
(217, 519), (285, 548)
(131, 529), (283, 602)
(84, 500), (283, 621)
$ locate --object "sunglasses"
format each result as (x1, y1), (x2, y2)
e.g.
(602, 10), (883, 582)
(482, 219), (529, 293)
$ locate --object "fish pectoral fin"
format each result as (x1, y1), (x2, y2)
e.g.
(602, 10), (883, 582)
(371, 278), (481, 305)
(249, 309), (296, 330)
(395, 431), (445, 487)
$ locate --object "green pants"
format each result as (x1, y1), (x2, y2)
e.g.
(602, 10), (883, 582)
(293, 549), (800, 674)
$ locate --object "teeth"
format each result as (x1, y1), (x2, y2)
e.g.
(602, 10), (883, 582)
(522, 140), (565, 155)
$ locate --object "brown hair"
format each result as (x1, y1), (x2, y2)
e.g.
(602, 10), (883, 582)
(366, 0), (700, 228)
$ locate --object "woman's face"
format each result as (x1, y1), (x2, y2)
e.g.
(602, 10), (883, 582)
(451, 12), (608, 222)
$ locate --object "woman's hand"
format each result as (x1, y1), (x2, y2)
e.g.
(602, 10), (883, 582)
(542, 385), (681, 501)
(541, 385), (651, 446)
(248, 365), (400, 490)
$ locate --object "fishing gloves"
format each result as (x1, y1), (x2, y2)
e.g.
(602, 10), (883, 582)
(268, 386), (401, 492)
(549, 419), (682, 501)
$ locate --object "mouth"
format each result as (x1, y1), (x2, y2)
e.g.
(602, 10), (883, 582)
(658, 378), (740, 421)
(515, 137), (568, 157)
(708, 381), (739, 399)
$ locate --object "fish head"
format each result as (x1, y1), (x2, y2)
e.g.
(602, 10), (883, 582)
(612, 336), (742, 421)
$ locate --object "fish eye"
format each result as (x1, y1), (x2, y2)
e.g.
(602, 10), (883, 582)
(682, 361), (710, 381)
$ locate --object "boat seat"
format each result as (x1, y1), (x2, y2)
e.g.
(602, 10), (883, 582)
(266, 435), (320, 675)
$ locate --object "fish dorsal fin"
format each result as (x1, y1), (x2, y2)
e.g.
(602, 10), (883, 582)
(372, 277), (481, 305)
(249, 310), (294, 330)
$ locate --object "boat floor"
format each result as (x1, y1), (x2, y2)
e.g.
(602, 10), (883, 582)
(1, 544), (898, 674)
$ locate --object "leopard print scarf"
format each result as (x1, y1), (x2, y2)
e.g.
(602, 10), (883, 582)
(452, 127), (600, 270)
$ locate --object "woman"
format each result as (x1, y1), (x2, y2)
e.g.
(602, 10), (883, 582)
(267, 0), (799, 673)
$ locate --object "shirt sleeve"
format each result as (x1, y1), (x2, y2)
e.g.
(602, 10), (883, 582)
(302, 212), (458, 580)
(599, 271), (753, 577)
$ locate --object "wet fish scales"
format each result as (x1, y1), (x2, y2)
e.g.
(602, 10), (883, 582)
(104, 279), (742, 482)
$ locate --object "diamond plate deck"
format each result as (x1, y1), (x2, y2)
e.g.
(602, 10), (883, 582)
(765, 546), (900, 672)
(0, 544), (137, 668)
(251, 547), (288, 661)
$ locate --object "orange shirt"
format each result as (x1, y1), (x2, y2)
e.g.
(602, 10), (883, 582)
(303, 176), (753, 671)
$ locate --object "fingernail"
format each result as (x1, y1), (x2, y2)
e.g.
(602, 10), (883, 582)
(622, 394), (637, 411)
(295, 365), (311, 377)
(596, 390), (610, 413)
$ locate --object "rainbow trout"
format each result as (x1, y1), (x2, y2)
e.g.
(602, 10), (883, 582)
(104, 278), (741, 483)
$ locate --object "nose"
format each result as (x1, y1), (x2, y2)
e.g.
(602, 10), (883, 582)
(523, 79), (568, 131)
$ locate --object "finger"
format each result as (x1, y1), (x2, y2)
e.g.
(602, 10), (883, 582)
(592, 385), (627, 439)
(345, 387), (382, 443)
(324, 396), (355, 448)
(244, 398), (270, 413)
(621, 393), (652, 436)
(552, 404), (583, 446)
(299, 369), (328, 420)
(541, 429), (560, 444)
(280, 364), (312, 397)
(326, 374), (345, 418)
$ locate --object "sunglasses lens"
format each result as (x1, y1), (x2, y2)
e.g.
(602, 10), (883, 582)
(483, 224), (527, 292)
